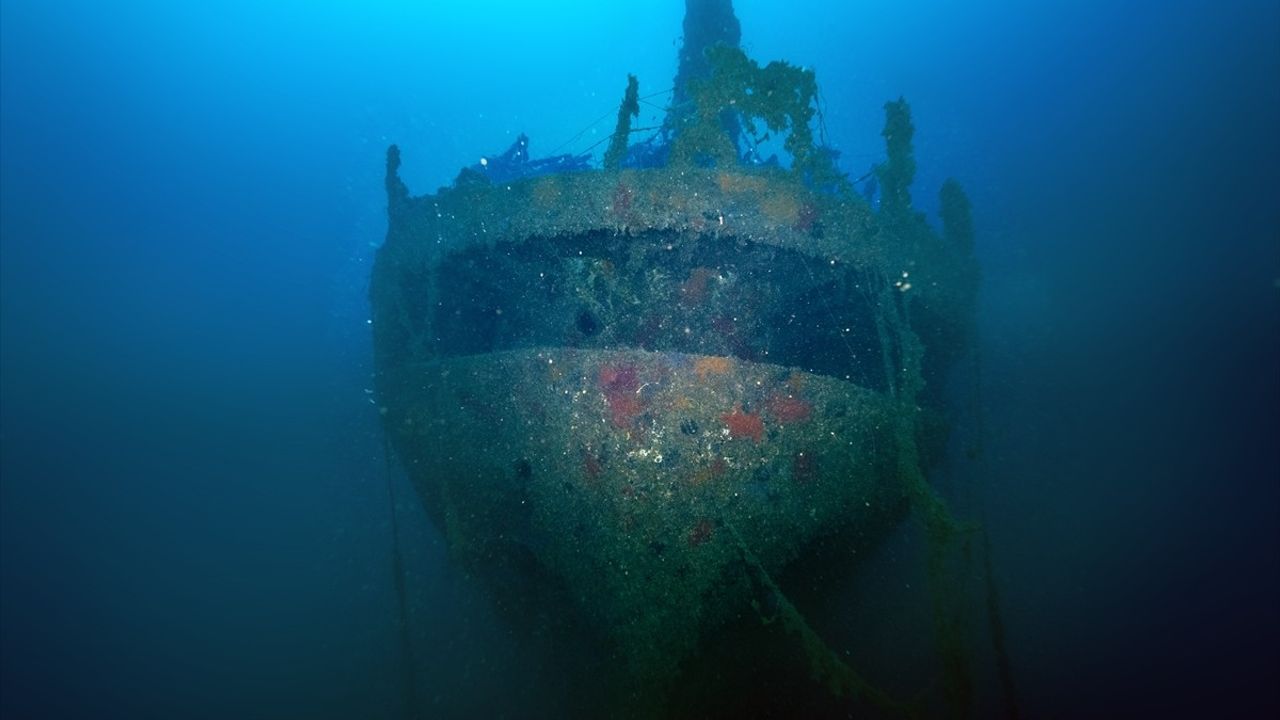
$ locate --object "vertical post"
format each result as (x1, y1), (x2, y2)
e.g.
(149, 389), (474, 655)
(878, 98), (916, 218)
(665, 0), (742, 138)
(604, 75), (640, 171)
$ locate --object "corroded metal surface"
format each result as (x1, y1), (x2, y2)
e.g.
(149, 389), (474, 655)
(380, 346), (907, 678)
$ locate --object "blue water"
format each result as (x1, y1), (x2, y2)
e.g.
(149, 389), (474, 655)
(2, 1), (1276, 717)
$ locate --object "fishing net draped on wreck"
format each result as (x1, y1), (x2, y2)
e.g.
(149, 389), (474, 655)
(369, 29), (979, 718)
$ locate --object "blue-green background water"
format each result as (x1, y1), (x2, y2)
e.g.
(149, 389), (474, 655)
(2, 1), (1277, 717)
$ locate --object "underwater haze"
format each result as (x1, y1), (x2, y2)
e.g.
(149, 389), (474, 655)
(2, 0), (1278, 718)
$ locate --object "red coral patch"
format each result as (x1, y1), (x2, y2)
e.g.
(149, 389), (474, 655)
(766, 393), (813, 424)
(721, 404), (764, 443)
(688, 518), (714, 547)
(611, 181), (633, 217)
(679, 267), (716, 306)
(581, 448), (604, 482)
(599, 363), (645, 429)
(794, 202), (820, 233)
(689, 456), (728, 485)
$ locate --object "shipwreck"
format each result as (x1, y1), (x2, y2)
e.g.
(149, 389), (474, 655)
(370, 1), (986, 717)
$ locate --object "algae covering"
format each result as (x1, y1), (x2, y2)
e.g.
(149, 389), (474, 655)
(369, 2), (981, 716)
(380, 348), (903, 686)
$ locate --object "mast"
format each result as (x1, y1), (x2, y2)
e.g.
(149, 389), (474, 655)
(665, 0), (742, 144)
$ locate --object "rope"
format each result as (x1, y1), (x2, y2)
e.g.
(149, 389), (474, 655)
(546, 87), (677, 157)
(382, 436), (420, 719)
(580, 125), (663, 155)
(983, 526), (1021, 720)
(815, 82), (831, 148)
(794, 249), (981, 716)
(724, 522), (920, 719)
(969, 345), (1022, 719)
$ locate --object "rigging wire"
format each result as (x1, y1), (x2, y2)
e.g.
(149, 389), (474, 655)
(579, 125), (663, 155)
(546, 87), (677, 157)
(815, 82), (832, 148)
(967, 345), (1022, 720)
(382, 436), (420, 720)
(796, 237), (1014, 718)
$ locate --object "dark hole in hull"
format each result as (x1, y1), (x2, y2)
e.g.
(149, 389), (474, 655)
(431, 230), (888, 391)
